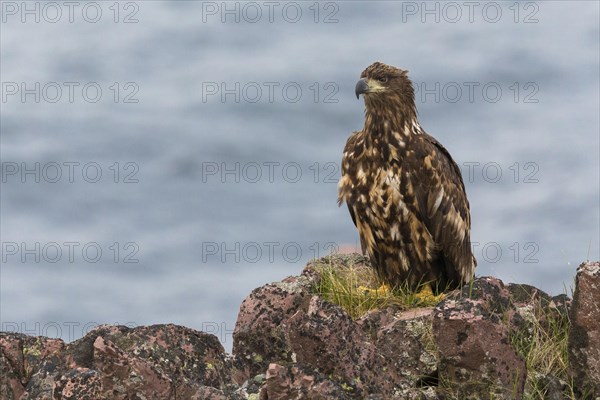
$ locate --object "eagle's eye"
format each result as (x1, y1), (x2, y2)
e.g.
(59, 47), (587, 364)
(378, 76), (388, 83)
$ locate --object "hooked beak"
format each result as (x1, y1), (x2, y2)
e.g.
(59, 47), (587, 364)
(355, 78), (369, 99)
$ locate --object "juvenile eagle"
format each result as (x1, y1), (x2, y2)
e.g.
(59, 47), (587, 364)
(338, 62), (476, 293)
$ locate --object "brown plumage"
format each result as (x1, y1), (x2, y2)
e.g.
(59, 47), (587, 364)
(338, 62), (476, 292)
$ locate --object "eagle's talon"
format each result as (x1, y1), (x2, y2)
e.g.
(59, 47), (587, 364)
(357, 283), (391, 296)
(414, 284), (445, 305)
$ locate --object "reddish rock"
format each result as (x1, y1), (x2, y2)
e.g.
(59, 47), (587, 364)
(1, 324), (240, 400)
(433, 277), (527, 399)
(86, 324), (233, 391)
(233, 254), (439, 398)
(5, 256), (599, 399)
(259, 362), (353, 400)
(374, 310), (438, 386)
(0, 332), (65, 400)
(232, 272), (315, 382)
(569, 261), (600, 398)
(0, 340), (26, 400)
(286, 296), (370, 385)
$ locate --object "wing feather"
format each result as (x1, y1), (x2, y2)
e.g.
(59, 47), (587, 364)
(411, 133), (475, 285)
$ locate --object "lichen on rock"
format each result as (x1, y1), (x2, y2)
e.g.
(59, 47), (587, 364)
(1, 255), (597, 399)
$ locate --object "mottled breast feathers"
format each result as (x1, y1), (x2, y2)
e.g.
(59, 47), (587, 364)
(338, 62), (476, 291)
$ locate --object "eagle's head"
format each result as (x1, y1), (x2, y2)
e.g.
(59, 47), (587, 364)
(355, 62), (417, 126)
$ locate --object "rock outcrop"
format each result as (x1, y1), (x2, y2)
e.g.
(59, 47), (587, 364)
(233, 255), (439, 399)
(1, 256), (598, 399)
(433, 277), (527, 399)
(0, 324), (240, 399)
(569, 261), (600, 398)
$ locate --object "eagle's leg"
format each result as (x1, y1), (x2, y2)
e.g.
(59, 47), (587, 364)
(358, 283), (391, 296)
(414, 283), (445, 304)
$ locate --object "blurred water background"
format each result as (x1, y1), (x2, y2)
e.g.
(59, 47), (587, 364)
(1, 1), (598, 351)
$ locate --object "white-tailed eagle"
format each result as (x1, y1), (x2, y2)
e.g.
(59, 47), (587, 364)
(338, 62), (476, 294)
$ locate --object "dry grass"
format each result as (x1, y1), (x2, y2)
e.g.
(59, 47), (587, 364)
(508, 292), (577, 400)
(310, 254), (440, 319)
